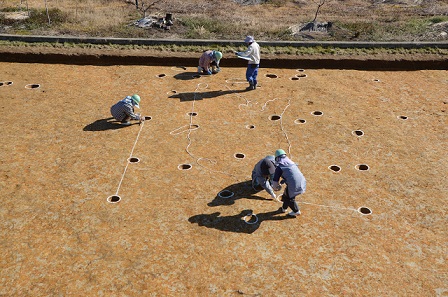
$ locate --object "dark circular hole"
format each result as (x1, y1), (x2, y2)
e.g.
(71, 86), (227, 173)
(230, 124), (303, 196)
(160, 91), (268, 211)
(312, 111), (323, 116)
(235, 153), (245, 159)
(297, 69), (305, 72)
(398, 115), (408, 120)
(270, 115), (281, 121)
(0, 82), (3, 87)
(178, 164), (192, 170)
(353, 130), (364, 136)
(218, 190), (234, 198)
(329, 165), (341, 172)
(266, 74), (278, 78)
(189, 124), (199, 129)
(107, 195), (121, 203)
(356, 164), (369, 171)
(6, 81), (13, 85)
(290, 77), (300, 81)
(359, 207), (372, 215)
(373, 79), (380, 82)
(128, 157), (140, 163)
(158, 73), (166, 77)
(188, 112), (198, 117)
(26, 84), (40, 89)
(246, 124), (255, 129)
(244, 214), (258, 224)
(144, 116), (152, 121)
(294, 119), (306, 124)
(296, 74), (307, 78)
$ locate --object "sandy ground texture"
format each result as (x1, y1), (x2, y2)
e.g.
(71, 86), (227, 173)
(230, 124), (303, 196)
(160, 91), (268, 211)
(0, 61), (447, 296)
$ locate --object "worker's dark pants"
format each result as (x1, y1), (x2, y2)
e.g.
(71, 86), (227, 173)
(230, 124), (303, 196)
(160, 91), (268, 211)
(282, 187), (300, 213)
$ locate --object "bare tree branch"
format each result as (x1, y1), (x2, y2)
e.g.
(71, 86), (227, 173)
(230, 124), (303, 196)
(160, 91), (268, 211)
(312, 0), (326, 23)
(136, 0), (163, 17)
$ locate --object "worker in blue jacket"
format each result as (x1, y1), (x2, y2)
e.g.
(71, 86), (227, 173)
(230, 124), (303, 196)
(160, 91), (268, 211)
(272, 149), (306, 217)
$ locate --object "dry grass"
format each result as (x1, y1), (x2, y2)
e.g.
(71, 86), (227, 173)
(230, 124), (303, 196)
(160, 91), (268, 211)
(1, 0), (448, 41)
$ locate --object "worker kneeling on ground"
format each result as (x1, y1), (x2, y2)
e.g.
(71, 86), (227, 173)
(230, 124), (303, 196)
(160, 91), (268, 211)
(198, 50), (222, 75)
(110, 94), (144, 126)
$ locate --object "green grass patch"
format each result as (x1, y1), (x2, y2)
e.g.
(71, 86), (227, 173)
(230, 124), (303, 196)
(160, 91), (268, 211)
(0, 8), (69, 29)
(180, 16), (238, 39)
(1, 40), (446, 56)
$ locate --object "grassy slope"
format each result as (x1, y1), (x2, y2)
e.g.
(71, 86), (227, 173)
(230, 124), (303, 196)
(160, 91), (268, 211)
(1, 0), (448, 42)
(0, 0), (447, 60)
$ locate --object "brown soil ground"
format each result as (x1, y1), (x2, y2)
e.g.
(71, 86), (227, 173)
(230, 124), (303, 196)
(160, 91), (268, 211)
(0, 52), (447, 296)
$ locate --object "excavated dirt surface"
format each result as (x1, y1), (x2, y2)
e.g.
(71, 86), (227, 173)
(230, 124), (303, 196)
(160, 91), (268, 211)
(0, 58), (447, 296)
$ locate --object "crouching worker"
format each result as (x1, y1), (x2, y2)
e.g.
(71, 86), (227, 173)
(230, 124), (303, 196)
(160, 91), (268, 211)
(198, 50), (222, 75)
(110, 94), (144, 126)
(272, 149), (306, 217)
(252, 155), (277, 200)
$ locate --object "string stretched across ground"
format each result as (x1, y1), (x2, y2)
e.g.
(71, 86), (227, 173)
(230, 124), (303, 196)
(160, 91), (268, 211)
(114, 120), (146, 197)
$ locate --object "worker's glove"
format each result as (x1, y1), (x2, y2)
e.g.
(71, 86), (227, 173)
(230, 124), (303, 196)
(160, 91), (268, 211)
(140, 116), (145, 122)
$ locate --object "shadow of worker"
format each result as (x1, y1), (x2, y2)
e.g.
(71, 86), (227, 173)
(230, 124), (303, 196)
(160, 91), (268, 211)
(188, 209), (293, 234)
(83, 117), (138, 131)
(173, 72), (203, 81)
(208, 180), (273, 207)
(169, 88), (249, 102)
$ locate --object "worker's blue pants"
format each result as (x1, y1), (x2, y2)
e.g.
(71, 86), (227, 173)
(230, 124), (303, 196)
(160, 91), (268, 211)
(246, 64), (259, 86)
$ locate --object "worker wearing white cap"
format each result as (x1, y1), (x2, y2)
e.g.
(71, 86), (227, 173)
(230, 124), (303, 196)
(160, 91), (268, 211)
(235, 35), (260, 90)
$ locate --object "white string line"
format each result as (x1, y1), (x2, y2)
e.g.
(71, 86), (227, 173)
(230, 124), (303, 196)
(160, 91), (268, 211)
(169, 124), (199, 135)
(184, 83), (205, 158)
(260, 97), (280, 111)
(184, 83), (242, 179)
(223, 85), (256, 111)
(298, 201), (358, 212)
(115, 120), (145, 196)
(238, 98), (255, 110)
(259, 96), (293, 158)
(278, 99), (293, 158)
(225, 78), (247, 84)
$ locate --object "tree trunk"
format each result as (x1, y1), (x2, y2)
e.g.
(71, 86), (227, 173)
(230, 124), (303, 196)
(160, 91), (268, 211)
(44, 0), (51, 25)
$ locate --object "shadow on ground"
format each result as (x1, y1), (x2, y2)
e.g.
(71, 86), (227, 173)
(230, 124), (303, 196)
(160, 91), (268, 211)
(208, 180), (272, 207)
(83, 117), (139, 131)
(169, 89), (248, 102)
(188, 209), (293, 234)
(173, 72), (203, 81)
